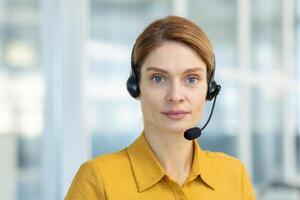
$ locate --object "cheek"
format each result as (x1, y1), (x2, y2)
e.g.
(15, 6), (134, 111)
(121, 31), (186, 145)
(193, 82), (207, 97)
(192, 90), (207, 112)
(194, 97), (206, 110)
(140, 88), (162, 111)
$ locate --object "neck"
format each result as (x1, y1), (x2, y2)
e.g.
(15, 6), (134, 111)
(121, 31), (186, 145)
(143, 125), (194, 186)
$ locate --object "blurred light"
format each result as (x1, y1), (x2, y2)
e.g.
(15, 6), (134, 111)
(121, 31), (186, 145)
(0, 104), (14, 134)
(5, 41), (37, 68)
(20, 111), (43, 138)
(256, 45), (274, 69)
(12, 74), (43, 99)
(117, 106), (139, 130)
(88, 78), (128, 100)
(0, 73), (43, 137)
(89, 39), (129, 64)
(13, 74), (44, 138)
(0, 76), (14, 134)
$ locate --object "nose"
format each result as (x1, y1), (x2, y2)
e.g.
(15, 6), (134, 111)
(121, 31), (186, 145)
(166, 81), (185, 104)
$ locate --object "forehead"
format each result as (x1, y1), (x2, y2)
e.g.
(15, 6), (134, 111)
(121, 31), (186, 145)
(141, 41), (206, 74)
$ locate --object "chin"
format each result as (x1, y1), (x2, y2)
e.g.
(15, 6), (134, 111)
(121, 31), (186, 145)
(161, 123), (191, 134)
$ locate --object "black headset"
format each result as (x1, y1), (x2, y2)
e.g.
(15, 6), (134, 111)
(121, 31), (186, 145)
(126, 43), (221, 100)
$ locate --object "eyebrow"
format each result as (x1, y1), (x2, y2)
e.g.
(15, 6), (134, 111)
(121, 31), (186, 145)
(146, 67), (204, 74)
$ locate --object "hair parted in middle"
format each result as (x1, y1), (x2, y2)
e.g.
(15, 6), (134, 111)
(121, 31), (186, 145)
(132, 15), (215, 85)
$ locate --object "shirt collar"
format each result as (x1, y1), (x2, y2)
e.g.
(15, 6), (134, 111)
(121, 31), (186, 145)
(126, 131), (216, 192)
(127, 131), (165, 192)
(191, 139), (216, 190)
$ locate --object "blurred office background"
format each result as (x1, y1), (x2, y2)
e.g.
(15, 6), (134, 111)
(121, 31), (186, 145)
(0, 0), (300, 199)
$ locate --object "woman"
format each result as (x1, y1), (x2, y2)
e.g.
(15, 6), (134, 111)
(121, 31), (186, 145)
(65, 16), (256, 200)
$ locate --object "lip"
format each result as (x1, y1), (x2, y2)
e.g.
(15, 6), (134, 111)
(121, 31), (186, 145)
(162, 110), (190, 119)
(163, 110), (189, 114)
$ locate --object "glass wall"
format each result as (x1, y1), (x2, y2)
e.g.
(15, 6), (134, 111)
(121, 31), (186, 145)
(252, 0), (282, 73)
(0, 0), (43, 200)
(251, 86), (284, 184)
(189, 0), (237, 68)
(251, 0), (284, 186)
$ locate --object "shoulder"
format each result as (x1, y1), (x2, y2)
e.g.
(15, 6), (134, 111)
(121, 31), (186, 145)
(86, 148), (131, 172)
(204, 151), (241, 164)
(85, 148), (134, 182)
(65, 148), (132, 199)
(202, 150), (247, 176)
(70, 148), (130, 183)
(65, 151), (129, 200)
(90, 148), (129, 165)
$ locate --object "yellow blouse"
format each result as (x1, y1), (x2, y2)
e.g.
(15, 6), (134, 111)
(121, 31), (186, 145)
(65, 132), (256, 200)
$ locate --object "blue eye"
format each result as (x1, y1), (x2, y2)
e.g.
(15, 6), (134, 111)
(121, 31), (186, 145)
(151, 75), (165, 83)
(186, 76), (199, 84)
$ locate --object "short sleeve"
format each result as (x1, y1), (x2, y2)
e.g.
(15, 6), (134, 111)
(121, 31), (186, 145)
(241, 163), (256, 200)
(65, 161), (106, 200)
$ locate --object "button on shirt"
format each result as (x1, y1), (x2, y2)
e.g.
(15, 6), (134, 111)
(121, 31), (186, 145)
(65, 131), (256, 200)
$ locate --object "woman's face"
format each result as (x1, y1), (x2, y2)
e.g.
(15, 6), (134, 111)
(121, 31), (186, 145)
(138, 41), (208, 135)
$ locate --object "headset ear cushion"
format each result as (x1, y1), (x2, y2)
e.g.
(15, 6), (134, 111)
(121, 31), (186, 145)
(126, 75), (140, 98)
(206, 80), (221, 101)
